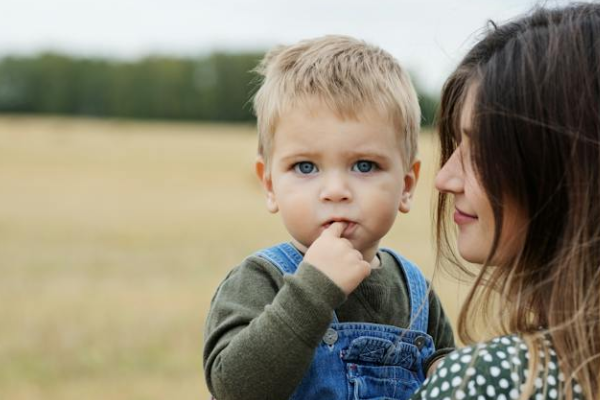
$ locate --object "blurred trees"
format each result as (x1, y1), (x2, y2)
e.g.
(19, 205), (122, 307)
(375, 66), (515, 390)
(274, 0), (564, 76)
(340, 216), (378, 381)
(418, 91), (438, 127)
(0, 52), (437, 126)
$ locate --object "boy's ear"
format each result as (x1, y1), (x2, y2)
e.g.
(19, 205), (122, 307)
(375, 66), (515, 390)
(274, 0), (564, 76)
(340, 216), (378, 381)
(255, 156), (279, 214)
(399, 160), (421, 214)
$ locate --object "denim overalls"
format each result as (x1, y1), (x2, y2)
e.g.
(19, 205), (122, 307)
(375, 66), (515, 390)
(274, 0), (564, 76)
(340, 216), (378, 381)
(256, 243), (435, 400)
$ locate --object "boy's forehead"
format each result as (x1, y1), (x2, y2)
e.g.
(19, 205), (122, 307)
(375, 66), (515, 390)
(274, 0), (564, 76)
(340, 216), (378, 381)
(282, 96), (390, 122)
(274, 98), (403, 139)
(271, 110), (405, 156)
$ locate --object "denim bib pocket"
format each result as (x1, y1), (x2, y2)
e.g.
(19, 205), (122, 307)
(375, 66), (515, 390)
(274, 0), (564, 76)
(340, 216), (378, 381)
(343, 336), (421, 400)
(346, 364), (420, 400)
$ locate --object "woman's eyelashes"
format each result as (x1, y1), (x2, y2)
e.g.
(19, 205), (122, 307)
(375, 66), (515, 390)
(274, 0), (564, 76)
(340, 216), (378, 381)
(292, 160), (379, 175)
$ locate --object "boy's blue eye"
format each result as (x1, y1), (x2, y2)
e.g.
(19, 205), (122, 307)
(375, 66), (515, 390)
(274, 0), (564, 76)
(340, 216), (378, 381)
(352, 160), (376, 173)
(294, 161), (317, 174)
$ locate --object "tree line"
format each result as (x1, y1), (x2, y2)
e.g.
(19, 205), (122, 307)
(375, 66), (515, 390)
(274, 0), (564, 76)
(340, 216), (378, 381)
(0, 52), (438, 125)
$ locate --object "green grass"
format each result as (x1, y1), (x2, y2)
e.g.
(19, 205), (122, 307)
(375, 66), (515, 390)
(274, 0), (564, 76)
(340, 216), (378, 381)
(0, 115), (469, 399)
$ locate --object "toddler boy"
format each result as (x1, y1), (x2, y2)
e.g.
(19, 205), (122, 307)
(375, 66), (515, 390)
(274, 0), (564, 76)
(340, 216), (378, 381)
(203, 35), (454, 400)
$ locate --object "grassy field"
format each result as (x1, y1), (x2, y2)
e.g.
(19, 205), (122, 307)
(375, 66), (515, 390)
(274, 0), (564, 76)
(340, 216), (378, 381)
(0, 116), (469, 400)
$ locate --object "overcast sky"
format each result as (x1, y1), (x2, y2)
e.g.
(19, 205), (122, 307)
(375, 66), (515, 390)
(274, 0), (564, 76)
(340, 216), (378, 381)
(0, 0), (574, 92)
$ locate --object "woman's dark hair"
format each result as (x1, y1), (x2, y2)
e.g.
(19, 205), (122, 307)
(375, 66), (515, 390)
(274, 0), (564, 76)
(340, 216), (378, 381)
(436, 3), (600, 398)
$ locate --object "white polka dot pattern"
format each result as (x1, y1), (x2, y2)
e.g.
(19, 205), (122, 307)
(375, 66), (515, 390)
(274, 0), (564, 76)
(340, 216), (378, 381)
(411, 335), (585, 400)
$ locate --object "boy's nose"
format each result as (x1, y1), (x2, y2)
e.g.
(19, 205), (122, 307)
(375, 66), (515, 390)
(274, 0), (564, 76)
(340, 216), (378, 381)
(319, 173), (352, 202)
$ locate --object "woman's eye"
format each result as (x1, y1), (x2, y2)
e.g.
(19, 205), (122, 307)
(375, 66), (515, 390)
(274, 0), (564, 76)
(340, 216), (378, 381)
(352, 160), (376, 173)
(294, 161), (317, 174)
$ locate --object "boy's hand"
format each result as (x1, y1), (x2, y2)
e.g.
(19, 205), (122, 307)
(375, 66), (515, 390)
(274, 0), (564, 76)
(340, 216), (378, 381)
(303, 222), (372, 295)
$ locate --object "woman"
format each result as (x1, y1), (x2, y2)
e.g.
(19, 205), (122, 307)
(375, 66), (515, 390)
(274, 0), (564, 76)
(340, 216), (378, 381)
(412, 3), (599, 399)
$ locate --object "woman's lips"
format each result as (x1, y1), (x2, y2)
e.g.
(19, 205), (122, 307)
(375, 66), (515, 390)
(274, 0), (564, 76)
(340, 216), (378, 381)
(453, 208), (477, 225)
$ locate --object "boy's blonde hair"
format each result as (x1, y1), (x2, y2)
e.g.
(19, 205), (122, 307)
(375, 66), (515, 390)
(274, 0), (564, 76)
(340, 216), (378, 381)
(253, 35), (420, 170)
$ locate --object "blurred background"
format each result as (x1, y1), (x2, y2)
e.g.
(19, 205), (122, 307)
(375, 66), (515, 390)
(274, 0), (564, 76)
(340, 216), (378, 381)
(0, 1), (571, 399)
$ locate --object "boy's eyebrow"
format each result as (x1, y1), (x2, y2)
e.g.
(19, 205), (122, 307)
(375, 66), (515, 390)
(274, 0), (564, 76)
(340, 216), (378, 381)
(345, 149), (393, 160)
(278, 149), (394, 162)
(278, 150), (319, 161)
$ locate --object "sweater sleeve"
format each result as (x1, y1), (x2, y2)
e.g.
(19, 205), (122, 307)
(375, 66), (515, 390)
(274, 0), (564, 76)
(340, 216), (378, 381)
(203, 256), (347, 400)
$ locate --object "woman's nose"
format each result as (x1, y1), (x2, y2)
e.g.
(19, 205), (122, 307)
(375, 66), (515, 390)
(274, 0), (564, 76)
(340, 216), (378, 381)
(435, 148), (463, 194)
(319, 172), (352, 202)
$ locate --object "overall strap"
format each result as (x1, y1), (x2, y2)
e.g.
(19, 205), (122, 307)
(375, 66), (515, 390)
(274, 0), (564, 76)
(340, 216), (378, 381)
(381, 248), (429, 333)
(254, 242), (304, 274)
(254, 242), (341, 324)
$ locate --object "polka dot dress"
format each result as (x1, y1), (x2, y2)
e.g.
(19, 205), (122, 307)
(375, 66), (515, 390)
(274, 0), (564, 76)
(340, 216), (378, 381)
(411, 335), (585, 400)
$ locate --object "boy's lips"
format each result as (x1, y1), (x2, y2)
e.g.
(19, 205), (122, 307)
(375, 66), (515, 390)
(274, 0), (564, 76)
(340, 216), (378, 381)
(322, 219), (357, 235)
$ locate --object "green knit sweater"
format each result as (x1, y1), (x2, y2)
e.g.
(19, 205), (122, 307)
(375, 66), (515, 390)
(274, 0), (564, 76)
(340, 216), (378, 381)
(203, 248), (455, 400)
